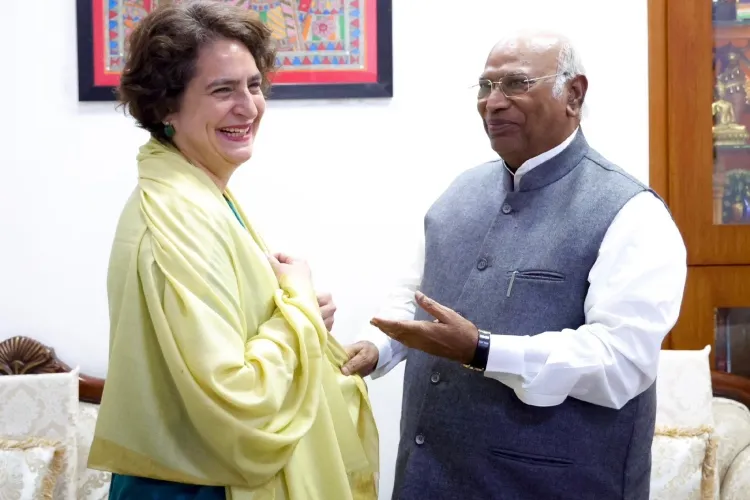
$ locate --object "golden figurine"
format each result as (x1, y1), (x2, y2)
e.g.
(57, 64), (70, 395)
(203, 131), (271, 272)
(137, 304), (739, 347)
(718, 51), (748, 119)
(713, 81), (749, 146)
(719, 52), (746, 94)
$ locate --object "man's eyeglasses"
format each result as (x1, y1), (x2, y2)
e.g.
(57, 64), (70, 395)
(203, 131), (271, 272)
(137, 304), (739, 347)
(471, 72), (569, 99)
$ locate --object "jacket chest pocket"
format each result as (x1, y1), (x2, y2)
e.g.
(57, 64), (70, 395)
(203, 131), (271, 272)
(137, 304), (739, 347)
(505, 269), (566, 298)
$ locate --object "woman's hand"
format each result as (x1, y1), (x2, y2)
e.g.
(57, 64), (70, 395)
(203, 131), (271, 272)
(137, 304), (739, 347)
(267, 252), (313, 289)
(268, 253), (335, 330)
(317, 293), (337, 331)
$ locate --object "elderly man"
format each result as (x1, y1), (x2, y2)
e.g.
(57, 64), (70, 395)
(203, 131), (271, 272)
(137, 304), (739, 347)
(342, 32), (687, 499)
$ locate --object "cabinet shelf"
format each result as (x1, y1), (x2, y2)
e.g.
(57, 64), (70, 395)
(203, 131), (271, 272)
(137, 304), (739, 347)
(715, 21), (750, 40)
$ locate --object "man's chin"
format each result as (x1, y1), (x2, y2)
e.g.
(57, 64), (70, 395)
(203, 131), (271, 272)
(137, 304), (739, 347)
(489, 135), (519, 155)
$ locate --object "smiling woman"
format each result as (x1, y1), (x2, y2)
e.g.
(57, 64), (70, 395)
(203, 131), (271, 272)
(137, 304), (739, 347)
(91, 2), (379, 500)
(116, 1), (277, 188)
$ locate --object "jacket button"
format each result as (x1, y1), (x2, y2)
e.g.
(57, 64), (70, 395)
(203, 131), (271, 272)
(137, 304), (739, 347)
(502, 203), (512, 214)
(430, 372), (440, 384)
(477, 258), (488, 271)
(415, 434), (425, 445)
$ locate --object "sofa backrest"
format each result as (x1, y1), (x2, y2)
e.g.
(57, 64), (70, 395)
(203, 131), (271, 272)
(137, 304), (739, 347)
(0, 336), (110, 499)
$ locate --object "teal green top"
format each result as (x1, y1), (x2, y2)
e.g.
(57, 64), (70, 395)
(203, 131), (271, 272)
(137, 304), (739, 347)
(225, 195), (245, 228)
(108, 474), (224, 499)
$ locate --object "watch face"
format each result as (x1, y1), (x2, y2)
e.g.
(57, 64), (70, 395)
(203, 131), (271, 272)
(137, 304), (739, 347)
(463, 364), (485, 372)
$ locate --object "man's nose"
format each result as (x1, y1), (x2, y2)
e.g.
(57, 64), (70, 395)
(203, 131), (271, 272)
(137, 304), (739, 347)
(485, 90), (512, 111)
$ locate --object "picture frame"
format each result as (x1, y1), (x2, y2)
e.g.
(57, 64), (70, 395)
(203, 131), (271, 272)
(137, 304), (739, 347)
(75, 0), (393, 101)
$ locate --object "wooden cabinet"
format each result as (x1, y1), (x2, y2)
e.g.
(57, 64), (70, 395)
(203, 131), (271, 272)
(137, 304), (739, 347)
(674, 266), (750, 370)
(650, 0), (750, 372)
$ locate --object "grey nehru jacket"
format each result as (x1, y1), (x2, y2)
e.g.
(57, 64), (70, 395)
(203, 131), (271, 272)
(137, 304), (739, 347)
(392, 130), (659, 500)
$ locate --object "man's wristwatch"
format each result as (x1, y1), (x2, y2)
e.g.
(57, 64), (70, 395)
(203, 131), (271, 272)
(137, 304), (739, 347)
(464, 329), (491, 372)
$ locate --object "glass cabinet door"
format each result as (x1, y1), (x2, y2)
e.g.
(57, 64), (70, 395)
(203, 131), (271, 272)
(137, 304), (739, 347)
(672, 266), (750, 375)
(666, 1), (750, 264)
(715, 307), (750, 376)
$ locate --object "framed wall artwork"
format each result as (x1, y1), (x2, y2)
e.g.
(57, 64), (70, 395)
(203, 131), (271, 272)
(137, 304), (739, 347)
(75, 0), (393, 101)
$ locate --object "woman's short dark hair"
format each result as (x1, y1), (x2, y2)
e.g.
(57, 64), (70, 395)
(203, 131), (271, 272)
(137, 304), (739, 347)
(118, 0), (277, 142)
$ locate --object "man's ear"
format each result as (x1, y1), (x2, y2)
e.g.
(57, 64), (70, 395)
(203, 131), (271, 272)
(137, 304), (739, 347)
(566, 75), (588, 117)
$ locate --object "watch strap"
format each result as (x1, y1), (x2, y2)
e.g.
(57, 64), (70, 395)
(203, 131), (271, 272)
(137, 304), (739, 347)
(465, 329), (491, 371)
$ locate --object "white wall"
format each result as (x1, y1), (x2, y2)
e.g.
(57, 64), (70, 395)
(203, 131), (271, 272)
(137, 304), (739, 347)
(0, 0), (648, 497)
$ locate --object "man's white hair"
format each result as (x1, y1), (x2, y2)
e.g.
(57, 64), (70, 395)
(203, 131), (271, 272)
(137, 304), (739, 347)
(491, 31), (588, 117)
(552, 39), (586, 98)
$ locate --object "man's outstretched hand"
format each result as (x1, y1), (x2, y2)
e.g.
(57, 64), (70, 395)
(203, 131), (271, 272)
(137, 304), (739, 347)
(370, 292), (479, 364)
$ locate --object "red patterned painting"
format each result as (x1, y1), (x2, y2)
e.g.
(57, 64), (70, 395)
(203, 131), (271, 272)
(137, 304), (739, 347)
(76, 0), (393, 100)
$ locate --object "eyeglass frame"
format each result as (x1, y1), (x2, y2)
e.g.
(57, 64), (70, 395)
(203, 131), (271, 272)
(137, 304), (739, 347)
(471, 72), (571, 99)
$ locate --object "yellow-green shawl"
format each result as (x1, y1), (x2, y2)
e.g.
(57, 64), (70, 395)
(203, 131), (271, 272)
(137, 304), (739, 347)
(88, 138), (379, 500)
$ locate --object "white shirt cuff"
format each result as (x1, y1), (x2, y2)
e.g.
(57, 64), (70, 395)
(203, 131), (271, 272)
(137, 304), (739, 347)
(513, 390), (567, 407)
(483, 334), (567, 407)
(484, 334), (528, 375)
(374, 336), (393, 371)
(359, 324), (394, 372)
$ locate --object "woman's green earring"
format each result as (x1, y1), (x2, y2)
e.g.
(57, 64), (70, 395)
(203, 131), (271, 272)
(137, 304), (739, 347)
(164, 122), (175, 138)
